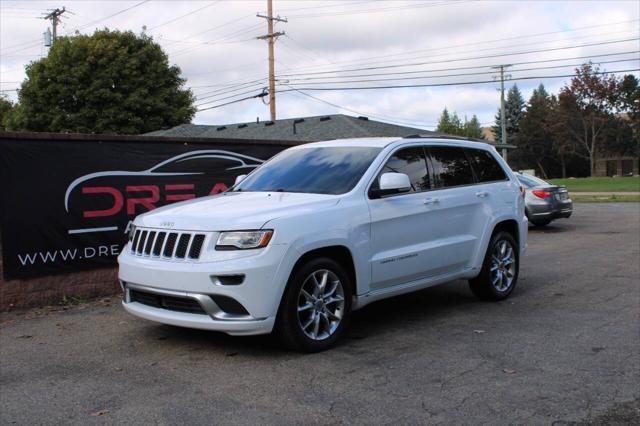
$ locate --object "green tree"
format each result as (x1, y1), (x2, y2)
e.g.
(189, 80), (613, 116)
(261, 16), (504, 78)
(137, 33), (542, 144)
(436, 107), (455, 134)
(7, 29), (195, 134)
(513, 85), (558, 178)
(492, 84), (525, 145)
(557, 63), (622, 176)
(462, 115), (483, 139)
(0, 95), (14, 130)
(437, 107), (477, 137)
(619, 74), (640, 138)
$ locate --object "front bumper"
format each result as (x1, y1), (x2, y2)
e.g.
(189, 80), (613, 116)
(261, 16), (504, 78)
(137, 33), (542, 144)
(122, 285), (275, 336)
(118, 242), (291, 336)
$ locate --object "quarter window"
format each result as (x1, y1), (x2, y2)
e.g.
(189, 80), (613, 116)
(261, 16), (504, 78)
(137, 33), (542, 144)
(428, 147), (474, 188)
(371, 147), (430, 194)
(465, 148), (508, 183)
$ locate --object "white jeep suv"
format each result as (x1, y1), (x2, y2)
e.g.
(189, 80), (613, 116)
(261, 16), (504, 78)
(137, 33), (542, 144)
(118, 136), (527, 352)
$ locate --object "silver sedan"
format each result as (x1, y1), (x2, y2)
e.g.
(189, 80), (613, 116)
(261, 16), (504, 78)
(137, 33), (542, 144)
(515, 173), (573, 227)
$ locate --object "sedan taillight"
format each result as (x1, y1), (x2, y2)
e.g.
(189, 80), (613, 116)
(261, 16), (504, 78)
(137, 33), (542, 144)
(532, 189), (552, 199)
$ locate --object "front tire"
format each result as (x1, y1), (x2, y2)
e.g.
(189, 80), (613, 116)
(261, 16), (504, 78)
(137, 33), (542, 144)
(469, 231), (519, 301)
(275, 257), (352, 352)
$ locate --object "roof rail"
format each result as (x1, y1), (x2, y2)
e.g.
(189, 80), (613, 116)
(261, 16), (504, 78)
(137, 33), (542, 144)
(402, 134), (471, 141)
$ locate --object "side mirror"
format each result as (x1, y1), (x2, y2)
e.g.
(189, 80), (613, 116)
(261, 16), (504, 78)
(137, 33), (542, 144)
(234, 174), (247, 186)
(371, 172), (411, 198)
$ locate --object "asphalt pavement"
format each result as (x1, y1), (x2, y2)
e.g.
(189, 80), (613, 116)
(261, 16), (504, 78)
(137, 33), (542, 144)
(1, 203), (639, 425)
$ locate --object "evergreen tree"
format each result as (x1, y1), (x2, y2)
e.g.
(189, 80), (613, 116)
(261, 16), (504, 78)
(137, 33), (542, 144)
(463, 115), (483, 139)
(437, 108), (483, 138)
(492, 84), (525, 144)
(450, 112), (463, 134)
(436, 107), (453, 133)
(514, 84), (558, 178)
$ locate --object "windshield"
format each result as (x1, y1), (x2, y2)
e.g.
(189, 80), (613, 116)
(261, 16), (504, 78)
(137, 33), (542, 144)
(517, 173), (548, 188)
(234, 146), (382, 195)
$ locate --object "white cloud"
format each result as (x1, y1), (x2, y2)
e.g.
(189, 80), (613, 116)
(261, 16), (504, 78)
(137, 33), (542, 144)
(1, 0), (638, 130)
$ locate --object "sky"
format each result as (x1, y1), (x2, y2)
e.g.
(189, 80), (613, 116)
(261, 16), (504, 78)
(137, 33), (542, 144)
(1, 0), (639, 130)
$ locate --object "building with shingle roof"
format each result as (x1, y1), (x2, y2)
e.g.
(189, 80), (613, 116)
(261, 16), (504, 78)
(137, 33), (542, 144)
(147, 114), (511, 150)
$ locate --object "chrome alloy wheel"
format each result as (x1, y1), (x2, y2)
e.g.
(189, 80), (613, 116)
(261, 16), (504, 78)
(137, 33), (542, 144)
(490, 240), (516, 292)
(297, 269), (345, 341)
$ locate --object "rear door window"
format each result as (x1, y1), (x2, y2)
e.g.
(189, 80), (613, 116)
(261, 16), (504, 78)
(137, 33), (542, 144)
(370, 147), (430, 194)
(465, 148), (508, 183)
(427, 146), (475, 188)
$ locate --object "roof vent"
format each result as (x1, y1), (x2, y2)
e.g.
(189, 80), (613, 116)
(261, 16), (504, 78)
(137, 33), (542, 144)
(319, 116), (331, 122)
(264, 121), (274, 126)
(237, 124), (248, 129)
(216, 126), (226, 131)
(292, 118), (305, 134)
(357, 116), (369, 121)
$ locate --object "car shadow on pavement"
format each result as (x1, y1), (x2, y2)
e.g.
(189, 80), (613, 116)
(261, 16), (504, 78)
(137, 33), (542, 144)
(133, 281), (480, 356)
(528, 221), (575, 233)
(346, 282), (477, 340)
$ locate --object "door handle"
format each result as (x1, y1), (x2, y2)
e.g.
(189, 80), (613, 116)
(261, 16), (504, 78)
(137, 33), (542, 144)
(475, 191), (489, 198)
(424, 197), (439, 205)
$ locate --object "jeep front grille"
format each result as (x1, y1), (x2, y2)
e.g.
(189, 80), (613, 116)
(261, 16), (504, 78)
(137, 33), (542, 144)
(130, 228), (207, 260)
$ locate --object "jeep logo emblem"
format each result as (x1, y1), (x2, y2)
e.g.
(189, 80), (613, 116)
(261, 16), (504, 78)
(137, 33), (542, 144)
(160, 221), (175, 228)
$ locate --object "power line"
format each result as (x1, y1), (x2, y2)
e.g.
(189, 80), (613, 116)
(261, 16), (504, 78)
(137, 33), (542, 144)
(195, 80), (267, 101)
(161, 14), (253, 48)
(194, 68), (640, 113)
(277, 37), (640, 77)
(197, 92), (266, 112)
(274, 19), (640, 75)
(277, 1), (373, 13)
(195, 87), (267, 108)
(279, 28), (639, 76)
(169, 22), (264, 57)
(280, 51), (639, 82)
(285, 87), (439, 128)
(64, 0), (150, 34)
(277, 68), (640, 93)
(287, 0), (468, 19)
(1, 1), (151, 56)
(145, 1), (221, 32)
(281, 57), (639, 86)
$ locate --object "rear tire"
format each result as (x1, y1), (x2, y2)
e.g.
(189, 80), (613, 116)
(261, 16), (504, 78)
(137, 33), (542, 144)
(469, 231), (519, 301)
(275, 257), (352, 353)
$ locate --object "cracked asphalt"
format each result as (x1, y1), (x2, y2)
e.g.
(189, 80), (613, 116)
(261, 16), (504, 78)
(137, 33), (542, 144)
(1, 203), (639, 425)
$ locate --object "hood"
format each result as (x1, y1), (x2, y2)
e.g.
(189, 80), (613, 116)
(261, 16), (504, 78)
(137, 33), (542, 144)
(135, 191), (340, 231)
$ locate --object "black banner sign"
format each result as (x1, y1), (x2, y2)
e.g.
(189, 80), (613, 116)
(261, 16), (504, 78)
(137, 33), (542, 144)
(0, 134), (292, 279)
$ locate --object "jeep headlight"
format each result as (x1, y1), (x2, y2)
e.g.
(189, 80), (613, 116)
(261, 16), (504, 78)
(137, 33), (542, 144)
(216, 230), (273, 250)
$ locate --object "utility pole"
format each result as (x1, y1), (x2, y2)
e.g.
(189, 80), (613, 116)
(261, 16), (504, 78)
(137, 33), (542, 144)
(43, 7), (66, 42)
(257, 0), (286, 121)
(492, 64), (511, 161)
